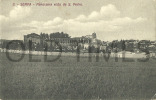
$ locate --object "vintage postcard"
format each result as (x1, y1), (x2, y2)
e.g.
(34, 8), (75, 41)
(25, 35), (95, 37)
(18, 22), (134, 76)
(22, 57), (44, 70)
(0, 0), (156, 100)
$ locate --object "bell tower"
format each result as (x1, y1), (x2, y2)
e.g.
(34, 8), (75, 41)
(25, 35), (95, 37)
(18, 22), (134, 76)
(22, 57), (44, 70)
(92, 32), (96, 39)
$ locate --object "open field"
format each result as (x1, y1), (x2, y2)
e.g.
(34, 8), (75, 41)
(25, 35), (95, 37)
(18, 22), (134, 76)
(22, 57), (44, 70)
(0, 52), (156, 100)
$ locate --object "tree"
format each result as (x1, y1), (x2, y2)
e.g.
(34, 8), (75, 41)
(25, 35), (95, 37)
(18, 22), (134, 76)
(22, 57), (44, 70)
(122, 40), (126, 50)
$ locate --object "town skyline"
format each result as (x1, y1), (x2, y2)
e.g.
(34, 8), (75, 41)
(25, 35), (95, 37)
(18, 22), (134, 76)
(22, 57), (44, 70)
(0, 32), (155, 54)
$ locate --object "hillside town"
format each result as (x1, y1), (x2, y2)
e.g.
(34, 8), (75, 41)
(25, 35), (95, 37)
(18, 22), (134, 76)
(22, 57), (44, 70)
(0, 32), (156, 55)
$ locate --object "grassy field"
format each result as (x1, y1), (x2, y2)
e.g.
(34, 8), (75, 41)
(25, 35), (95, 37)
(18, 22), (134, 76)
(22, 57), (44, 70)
(0, 52), (156, 100)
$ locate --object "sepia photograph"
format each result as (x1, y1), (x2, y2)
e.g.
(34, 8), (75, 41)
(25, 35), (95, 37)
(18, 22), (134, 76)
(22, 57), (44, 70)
(0, 0), (156, 100)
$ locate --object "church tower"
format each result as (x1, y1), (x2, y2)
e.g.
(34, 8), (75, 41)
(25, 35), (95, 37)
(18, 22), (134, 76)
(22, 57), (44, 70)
(92, 32), (96, 39)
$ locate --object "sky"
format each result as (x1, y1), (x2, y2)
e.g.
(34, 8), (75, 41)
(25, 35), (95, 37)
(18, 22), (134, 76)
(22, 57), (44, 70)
(0, 0), (156, 41)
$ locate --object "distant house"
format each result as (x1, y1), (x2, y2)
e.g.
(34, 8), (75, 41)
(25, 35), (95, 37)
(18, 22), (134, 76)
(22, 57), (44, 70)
(150, 41), (156, 45)
(24, 33), (41, 50)
(0, 39), (23, 50)
(0, 39), (11, 48)
(24, 33), (40, 44)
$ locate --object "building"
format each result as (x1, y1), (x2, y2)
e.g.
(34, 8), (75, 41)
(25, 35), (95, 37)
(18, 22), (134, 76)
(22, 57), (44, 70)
(23, 32), (101, 51)
(24, 33), (40, 44)
(0, 39), (10, 48)
(92, 32), (97, 39)
(138, 40), (150, 50)
(24, 33), (41, 50)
